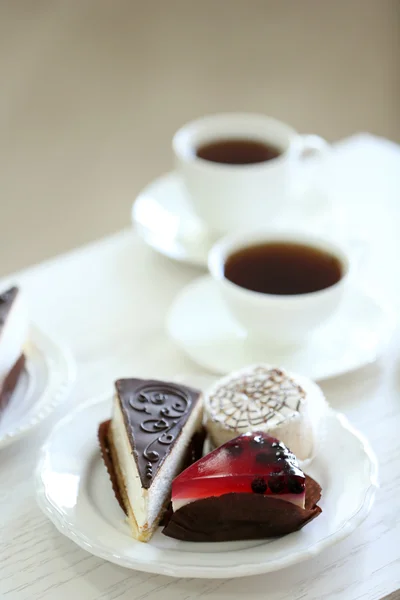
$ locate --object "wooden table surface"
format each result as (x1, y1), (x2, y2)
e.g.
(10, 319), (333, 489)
(1, 137), (400, 599)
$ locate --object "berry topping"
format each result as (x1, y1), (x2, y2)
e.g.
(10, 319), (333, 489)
(250, 434), (265, 448)
(251, 477), (268, 494)
(268, 474), (285, 494)
(275, 451), (287, 458)
(288, 477), (305, 494)
(172, 431), (306, 511)
(286, 466), (298, 475)
(255, 452), (270, 464)
(226, 443), (243, 456)
(272, 441), (285, 449)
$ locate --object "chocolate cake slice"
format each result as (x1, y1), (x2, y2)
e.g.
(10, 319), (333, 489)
(107, 378), (203, 542)
(163, 431), (322, 542)
(0, 287), (28, 415)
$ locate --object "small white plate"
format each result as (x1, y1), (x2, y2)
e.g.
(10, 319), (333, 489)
(167, 276), (396, 380)
(0, 325), (76, 448)
(35, 394), (377, 578)
(132, 172), (338, 267)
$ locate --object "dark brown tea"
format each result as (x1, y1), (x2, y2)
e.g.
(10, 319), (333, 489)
(224, 242), (343, 295)
(196, 139), (281, 165)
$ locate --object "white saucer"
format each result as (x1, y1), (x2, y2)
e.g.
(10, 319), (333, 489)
(167, 276), (396, 380)
(35, 393), (377, 578)
(132, 172), (339, 267)
(132, 172), (212, 267)
(0, 325), (76, 448)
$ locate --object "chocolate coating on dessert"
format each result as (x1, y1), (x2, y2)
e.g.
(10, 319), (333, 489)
(115, 379), (202, 489)
(98, 420), (126, 513)
(0, 353), (25, 415)
(163, 474), (322, 542)
(0, 286), (18, 328)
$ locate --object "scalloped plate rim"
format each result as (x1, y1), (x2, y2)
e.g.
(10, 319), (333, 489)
(35, 395), (378, 578)
(0, 324), (76, 448)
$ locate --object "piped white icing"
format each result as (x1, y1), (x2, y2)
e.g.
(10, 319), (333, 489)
(207, 365), (305, 430)
(205, 364), (327, 461)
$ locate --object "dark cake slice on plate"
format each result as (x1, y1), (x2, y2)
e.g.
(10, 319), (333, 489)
(163, 431), (322, 542)
(0, 286), (28, 415)
(104, 378), (203, 542)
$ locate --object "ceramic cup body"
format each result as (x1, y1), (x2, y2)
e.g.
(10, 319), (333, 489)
(173, 113), (328, 234)
(208, 230), (349, 346)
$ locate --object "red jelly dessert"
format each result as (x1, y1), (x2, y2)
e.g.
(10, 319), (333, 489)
(164, 431), (322, 542)
(172, 431), (306, 511)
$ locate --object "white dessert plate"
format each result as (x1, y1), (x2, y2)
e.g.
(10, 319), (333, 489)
(132, 172), (339, 267)
(35, 393), (377, 578)
(167, 276), (396, 380)
(0, 325), (76, 449)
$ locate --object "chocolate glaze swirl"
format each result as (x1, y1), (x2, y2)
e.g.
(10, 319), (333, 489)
(116, 379), (200, 489)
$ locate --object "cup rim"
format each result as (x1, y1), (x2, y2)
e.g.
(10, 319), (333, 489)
(172, 113), (299, 171)
(208, 230), (350, 302)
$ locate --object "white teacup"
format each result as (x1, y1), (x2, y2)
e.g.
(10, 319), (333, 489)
(208, 230), (349, 346)
(173, 113), (328, 234)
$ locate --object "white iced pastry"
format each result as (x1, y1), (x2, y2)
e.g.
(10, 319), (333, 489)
(204, 364), (327, 461)
(0, 287), (29, 386)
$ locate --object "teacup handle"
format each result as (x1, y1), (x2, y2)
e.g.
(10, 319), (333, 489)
(298, 134), (330, 159)
(289, 135), (331, 217)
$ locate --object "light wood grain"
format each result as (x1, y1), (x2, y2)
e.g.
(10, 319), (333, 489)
(1, 138), (400, 598)
(0, 224), (400, 600)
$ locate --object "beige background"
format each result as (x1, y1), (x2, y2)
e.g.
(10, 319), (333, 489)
(0, 0), (399, 276)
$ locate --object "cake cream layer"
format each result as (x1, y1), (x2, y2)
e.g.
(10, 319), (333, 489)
(111, 393), (203, 531)
(0, 288), (28, 385)
(173, 491), (305, 512)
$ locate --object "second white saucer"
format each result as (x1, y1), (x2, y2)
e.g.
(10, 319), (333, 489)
(132, 172), (340, 268)
(132, 172), (213, 267)
(167, 276), (395, 380)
